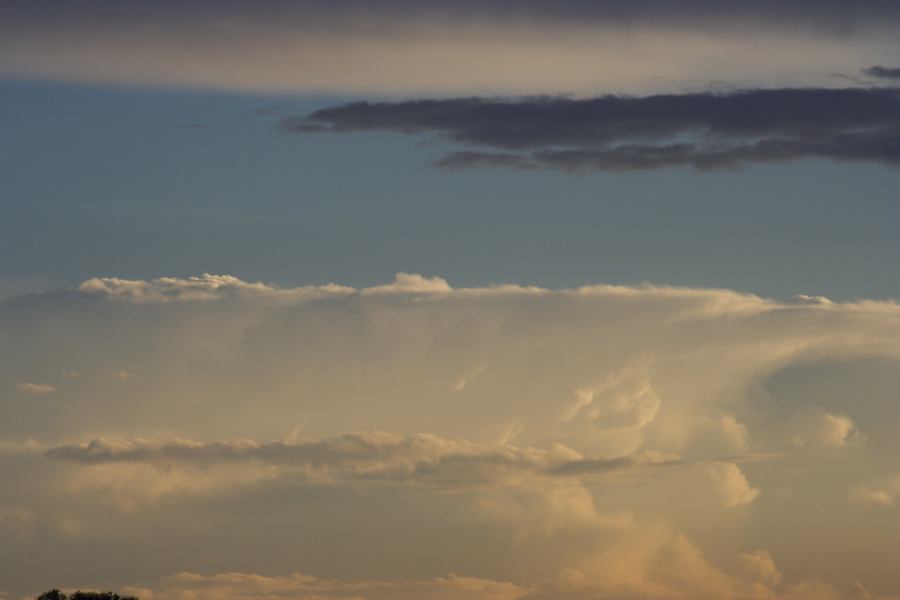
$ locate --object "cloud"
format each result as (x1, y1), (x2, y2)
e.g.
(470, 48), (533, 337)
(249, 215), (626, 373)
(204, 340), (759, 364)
(122, 571), (529, 600)
(545, 452), (680, 477)
(2, 2), (899, 94)
(851, 486), (895, 507)
(75, 273), (351, 303)
(565, 363), (662, 430)
(703, 461), (760, 507)
(14, 382), (55, 396)
(850, 473), (900, 507)
(112, 370), (135, 383)
(864, 66), (900, 80)
(45, 432), (682, 491)
(361, 273), (452, 295)
(692, 413), (750, 455)
(736, 550), (782, 587)
(0, 506), (35, 541)
(787, 409), (864, 448)
(850, 582), (900, 600)
(813, 413), (862, 447)
(3, 274), (900, 597)
(288, 88), (900, 172)
(114, 546), (845, 600)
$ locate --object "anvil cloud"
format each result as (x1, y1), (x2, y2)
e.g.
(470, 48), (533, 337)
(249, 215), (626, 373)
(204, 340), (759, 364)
(1, 274), (899, 598)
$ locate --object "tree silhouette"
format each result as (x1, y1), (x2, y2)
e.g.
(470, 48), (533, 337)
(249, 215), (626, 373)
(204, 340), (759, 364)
(37, 591), (138, 600)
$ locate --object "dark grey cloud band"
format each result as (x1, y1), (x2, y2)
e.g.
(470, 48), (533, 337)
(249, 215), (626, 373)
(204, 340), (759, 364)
(284, 87), (900, 172)
(6, 1), (900, 32)
(865, 65), (900, 80)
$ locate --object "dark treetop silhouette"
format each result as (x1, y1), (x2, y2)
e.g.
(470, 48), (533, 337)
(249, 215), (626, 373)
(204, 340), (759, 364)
(37, 591), (138, 600)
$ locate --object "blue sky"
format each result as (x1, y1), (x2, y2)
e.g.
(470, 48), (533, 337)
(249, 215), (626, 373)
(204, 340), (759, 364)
(3, 81), (899, 301)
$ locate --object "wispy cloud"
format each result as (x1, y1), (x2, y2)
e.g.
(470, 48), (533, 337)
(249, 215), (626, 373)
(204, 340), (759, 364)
(45, 432), (684, 491)
(14, 382), (55, 396)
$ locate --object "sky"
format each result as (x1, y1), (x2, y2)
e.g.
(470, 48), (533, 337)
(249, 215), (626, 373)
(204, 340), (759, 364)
(1, 2), (900, 599)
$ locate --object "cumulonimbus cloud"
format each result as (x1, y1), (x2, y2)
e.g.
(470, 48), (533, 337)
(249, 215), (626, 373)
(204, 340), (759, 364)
(284, 87), (900, 172)
(3, 274), (900, 598)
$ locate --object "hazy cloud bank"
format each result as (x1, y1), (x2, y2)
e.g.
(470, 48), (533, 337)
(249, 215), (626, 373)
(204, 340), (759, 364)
(3, 1), (899, 94)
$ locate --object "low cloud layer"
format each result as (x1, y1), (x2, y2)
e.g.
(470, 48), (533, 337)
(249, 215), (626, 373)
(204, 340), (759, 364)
(122, 571), (529, 600)
(119, 563), (897, 600)
(2, 274), (900, 598)
(287, 87), (900, 172)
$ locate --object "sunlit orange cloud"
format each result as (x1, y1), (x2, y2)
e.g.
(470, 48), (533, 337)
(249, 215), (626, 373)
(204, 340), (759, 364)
(1, 274), (899, 598)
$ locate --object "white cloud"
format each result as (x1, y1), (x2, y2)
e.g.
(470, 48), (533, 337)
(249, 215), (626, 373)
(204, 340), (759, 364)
(14, 382), (55, 396)
(817, 413), (862, 447)
(112, 370), (135, 382)
(849, 582), (900, 600)
(850, 473), (900, 507)
(736, 550), (783, 587)
(851, 486), (895, 507)
(113, 546), (845, 600)
(76, 273), (351, 303)
(691, 413), (750, 455)
(121, 571), (529, 600)
(703, 462), (760, 508)
(361, 273), (452, 295)
(564, 361), (662, 431)
(790, 410), (864, 448)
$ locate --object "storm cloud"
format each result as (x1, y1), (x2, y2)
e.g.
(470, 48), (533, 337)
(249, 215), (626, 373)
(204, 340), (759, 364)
(3, 274), (900, 597)
(286, 87), (900, 172)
